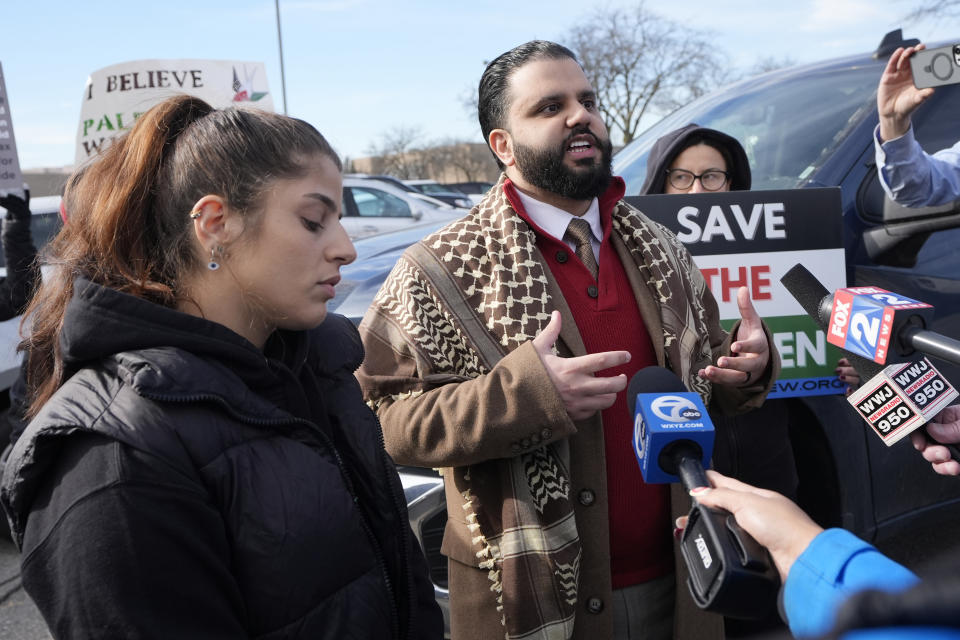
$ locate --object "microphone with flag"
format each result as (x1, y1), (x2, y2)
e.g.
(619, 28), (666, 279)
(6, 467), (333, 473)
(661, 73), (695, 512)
(780, 263), (960, 460)
(847, 357), (958, 447)
(781, 264), (960, 366)
(628, 366), (779, 618)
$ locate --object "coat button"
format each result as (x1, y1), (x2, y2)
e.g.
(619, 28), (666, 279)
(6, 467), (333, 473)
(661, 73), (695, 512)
(578, 489), (596, 506)
(586, 597), (604, 614)
(521, 438), (531, 449)
(556, 251), (569, 263)
(511, 443), (521, 453)
(541, 428), (552, 440)
(587, 285), (598, 298)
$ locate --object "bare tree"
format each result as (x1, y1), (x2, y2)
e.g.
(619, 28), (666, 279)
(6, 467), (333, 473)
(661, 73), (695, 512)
(748, 56), (797, 76)
(904, 0), (960, 21)
(365, 125), (431, 179)
(460, 84), (479, 126)
(424, 138), (499, 182)
(564, 3), (730, 144)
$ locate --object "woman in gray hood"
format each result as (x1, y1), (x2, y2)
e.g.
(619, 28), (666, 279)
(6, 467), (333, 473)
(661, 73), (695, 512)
(642, 123), (796, 638)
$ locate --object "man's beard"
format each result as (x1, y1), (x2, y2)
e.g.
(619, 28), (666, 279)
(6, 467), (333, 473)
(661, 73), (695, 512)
(512, 127), (613, 201)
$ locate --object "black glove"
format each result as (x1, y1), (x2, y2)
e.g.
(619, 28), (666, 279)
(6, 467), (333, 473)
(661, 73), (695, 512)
(0, 188), (31, 220)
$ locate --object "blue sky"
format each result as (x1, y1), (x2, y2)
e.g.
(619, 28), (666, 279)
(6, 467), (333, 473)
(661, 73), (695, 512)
(0, 0), (953, 169)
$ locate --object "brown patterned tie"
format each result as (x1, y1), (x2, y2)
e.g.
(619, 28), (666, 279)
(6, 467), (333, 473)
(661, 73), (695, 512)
(564, 218), (598, 280)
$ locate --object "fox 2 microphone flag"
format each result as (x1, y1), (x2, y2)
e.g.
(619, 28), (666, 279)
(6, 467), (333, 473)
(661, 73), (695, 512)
(826, 286), (933, 364)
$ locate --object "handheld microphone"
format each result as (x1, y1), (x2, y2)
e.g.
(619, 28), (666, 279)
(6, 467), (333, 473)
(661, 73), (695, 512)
(780, 264), (960, 461)
(781, 264), (960, 366)
(628, 366), (779, 619)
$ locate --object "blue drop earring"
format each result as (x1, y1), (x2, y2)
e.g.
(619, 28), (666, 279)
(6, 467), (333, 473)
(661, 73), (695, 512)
(207, 246), (221, 271)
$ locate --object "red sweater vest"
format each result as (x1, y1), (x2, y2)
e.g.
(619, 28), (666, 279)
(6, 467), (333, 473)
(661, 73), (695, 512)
(505, 180), (673, 589)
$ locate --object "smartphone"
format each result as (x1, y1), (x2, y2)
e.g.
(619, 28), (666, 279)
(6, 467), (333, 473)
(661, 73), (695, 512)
(911, 43), (960, 89)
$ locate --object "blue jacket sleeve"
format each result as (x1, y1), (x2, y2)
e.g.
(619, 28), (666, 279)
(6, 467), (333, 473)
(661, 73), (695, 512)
(783, 528), (918, 638)
(875, 125), (960, 208)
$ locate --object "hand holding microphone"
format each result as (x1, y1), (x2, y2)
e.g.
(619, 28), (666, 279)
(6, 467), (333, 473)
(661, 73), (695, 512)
(911, 405), (960, 476)
(681, 470), (823, 584)
(628, 366), (779, 618)
(780, 263), (960, 466)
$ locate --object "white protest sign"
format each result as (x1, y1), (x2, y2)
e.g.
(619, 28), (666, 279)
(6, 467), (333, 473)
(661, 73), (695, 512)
(76, 59), (274, 165)
(0, 62), (25, 196)
(626, 188), (848, 398)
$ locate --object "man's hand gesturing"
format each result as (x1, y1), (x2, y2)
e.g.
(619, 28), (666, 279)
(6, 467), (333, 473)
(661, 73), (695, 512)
(531, 310), (630, 421)
(698, 287), (769, 387)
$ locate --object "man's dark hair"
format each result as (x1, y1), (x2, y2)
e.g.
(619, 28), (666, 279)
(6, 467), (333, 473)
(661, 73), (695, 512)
(478, 40), (579, 169)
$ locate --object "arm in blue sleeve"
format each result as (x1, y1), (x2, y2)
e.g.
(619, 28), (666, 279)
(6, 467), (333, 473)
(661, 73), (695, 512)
(782, 528), (918, 638)
(875, 125), (960, 208)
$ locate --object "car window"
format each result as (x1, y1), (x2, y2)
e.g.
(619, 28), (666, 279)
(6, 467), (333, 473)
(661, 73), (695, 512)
(896, 84), (960, 276)
(614, 63), (881, 194)
(859, 83), (960, 217)
(911, 83), (960, 158)
(0, 212), (62, 265)
(350, 187), (412, 218)
(854, 82), (960, 272)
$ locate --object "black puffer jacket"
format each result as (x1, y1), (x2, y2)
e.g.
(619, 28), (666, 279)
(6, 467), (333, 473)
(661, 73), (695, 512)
(0, 278), (442, 639)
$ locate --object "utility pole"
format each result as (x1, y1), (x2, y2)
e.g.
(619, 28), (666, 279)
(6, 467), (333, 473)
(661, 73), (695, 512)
(275, 0), (288, 115)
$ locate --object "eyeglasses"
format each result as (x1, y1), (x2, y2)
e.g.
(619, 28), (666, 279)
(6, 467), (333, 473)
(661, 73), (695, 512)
(665, 168), (730, 192)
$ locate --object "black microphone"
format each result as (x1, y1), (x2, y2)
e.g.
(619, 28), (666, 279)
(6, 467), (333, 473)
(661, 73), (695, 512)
(628, 366), (779, 618)
(781, 264), (960, 462)
(781, 264), (960, 366)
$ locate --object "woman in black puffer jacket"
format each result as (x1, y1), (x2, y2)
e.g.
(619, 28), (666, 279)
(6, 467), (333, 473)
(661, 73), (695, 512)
(0, 95), (442, 640)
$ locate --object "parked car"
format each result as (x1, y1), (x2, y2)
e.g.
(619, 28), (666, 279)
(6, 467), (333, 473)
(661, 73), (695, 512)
(443, 180), (496, 205)
(403, 179), (475, 209)
(346, 174), (468, 211)
(327, 30), (960, 636)
(612, 28), (960, 563)
(341, 177), (466, 241)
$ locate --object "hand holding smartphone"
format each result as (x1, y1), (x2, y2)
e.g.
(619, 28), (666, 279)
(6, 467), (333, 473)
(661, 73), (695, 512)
(911, 43), (960, 89)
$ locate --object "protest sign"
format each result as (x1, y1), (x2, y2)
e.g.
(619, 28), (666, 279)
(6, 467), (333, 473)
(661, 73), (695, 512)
(0, 62), (25, 197)
(76, 59), (274, 165)
(625, 187), (847, 398)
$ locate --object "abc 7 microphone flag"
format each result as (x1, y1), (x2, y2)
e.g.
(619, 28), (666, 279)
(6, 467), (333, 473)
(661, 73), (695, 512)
(632, 391), (713, 484)
(848, 357), (958, 446)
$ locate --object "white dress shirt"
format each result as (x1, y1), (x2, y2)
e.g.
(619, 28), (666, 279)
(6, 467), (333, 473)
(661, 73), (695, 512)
(513, 190), (603, 262)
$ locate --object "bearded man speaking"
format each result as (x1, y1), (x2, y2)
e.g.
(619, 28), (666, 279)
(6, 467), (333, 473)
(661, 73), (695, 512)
(357, 40), (779, 640)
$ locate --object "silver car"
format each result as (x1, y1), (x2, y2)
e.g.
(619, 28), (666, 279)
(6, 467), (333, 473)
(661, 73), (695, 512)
(341, 177), (467, 241)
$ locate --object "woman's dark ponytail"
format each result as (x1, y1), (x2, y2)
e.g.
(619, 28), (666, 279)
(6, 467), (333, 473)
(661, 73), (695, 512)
(20, 94), (338, 419)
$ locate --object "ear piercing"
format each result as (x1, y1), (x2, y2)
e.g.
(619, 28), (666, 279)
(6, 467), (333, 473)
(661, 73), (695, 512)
(208, 246), (222, 271)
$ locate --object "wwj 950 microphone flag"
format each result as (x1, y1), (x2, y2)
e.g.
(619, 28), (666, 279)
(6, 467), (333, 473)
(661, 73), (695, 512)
(627, 366), (779, 619)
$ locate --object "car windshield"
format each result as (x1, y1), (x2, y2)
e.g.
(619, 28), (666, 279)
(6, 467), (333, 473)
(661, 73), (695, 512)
(614, 61), (882, 194)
